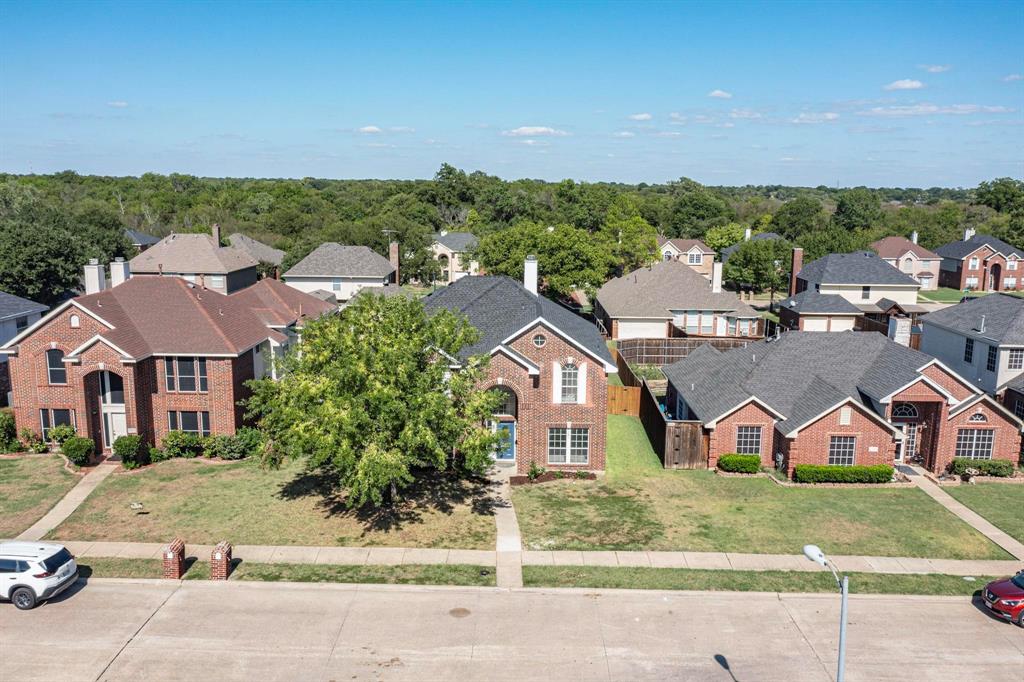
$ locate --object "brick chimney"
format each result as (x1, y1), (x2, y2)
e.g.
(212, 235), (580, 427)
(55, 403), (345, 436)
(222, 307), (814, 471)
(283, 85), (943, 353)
(109, 257), (131, 287)
(84, 258), (106, 295)
(524, 255), (538, 295)
(211, 223), (221, 246)
(789, 247), (803, 296)
(388, 241), (400, 284)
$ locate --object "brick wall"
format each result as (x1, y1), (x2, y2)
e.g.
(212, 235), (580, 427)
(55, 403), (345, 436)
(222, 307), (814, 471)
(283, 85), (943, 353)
(783, 402), (897, 477)
(921, 364), (976, 402)
(707, 402), (778, 468)
(933, 400), (1022, 472)
(943, 246), (1011, 292)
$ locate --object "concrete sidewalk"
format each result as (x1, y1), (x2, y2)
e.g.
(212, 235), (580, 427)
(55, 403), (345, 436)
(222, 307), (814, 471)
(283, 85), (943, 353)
(16, 462), (118, 541)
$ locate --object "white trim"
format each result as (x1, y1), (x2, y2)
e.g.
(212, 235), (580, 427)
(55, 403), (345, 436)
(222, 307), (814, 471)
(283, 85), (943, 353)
(491, 345), (540, 375)
(500, 316), (617, 372)
(552, 361), (562, 403)
(913, 358), (982, 396)
(0, 300), (114, 351)
(948, 393), (1024, 429)
(577, 361), (588, 404)
(705, 396), (786, 429)
(877, 374), (957, 405)
(783, 398), (902, 438)
(65, 334), (136, 360)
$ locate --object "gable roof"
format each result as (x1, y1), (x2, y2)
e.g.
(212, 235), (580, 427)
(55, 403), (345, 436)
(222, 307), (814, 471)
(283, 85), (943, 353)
(721, 232), (784, 261)
(934, 234), (1024, 261)
(227, 233), (286, 266)
(283, 243), (396, 279)
(871, 236), (940, 261)
(229, 277), (337, 327)
(921, 293), (1024, 345)
(662, 331), (961, 431)
(129, 233), (258, 275)
(797, 251), (920, 287)
(433, 231), (478, 252)
(596, 260), (758, 319)
(0, 291), (48, 322)
(124, 229), (160, 247)
(778, 290), (861, 315)
(423, 275), (614, 368)
(657, 236), (715, 255)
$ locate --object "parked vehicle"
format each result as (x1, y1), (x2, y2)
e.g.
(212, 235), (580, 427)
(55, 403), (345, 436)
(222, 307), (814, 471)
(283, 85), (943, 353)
(0, 541), (78, 610)
(982, 571), (1024, 627)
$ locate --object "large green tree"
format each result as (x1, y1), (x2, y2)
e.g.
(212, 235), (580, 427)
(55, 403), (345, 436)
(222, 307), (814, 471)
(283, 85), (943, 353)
(703, 222), (748, 252)
(598, 196), (658, 274)
(245, 294), (501, 508)
(833, 188), (884, 232)
(723, 237), (793, 300)
(771, 196), (829, 239)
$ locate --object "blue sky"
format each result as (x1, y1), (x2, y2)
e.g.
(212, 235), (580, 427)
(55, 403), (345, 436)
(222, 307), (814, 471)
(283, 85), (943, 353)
(1, 1), (1022, 187)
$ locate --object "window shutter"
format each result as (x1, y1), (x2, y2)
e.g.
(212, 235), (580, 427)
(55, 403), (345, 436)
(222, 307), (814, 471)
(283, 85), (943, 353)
(577, 362), (588, 404)
(552, 362), (562, 403)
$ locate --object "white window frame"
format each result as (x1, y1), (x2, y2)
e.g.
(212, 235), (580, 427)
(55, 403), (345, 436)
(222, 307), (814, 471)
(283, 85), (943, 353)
(1005, 277), (1017, 290)
(552, 361), (587, 405)
(547, 426), (589, 465)
(735, 426), (762, 455)
(968, 257), (980, 270)
(1009, 348), (1024, 370)
(965, 276), (979, 289)
(209, 275), (225, 290)
(332, 277), (342, 292)
(1009, 258), (1018, 271)
(46, 349), (67, 385)
(687, 251), (702, 265)
(828, 436), (856, 466)
(955, 429), (993, 460)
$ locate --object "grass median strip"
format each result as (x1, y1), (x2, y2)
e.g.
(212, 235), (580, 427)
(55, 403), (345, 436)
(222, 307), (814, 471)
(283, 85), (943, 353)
(523, 565), (998, 596)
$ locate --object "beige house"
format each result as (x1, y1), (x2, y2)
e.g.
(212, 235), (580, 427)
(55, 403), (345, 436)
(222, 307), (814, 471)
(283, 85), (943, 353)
(656, 237), (715, 278)
(431, 231), (479, 284)
(283, 243), (396, 302)
(129, 225), (259, 294)
(871, 234), (941, 291)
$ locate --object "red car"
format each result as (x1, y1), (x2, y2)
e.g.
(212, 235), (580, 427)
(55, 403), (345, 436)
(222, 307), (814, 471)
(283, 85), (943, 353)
(982, 571), (1024, 626)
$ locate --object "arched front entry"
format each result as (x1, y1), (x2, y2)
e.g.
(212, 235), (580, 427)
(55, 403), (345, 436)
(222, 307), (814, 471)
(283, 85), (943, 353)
(891, 402), (919, 463)
(989, 262), (1002, 291)
(490, 386), (518, 462)
(437, 254), (451, 283)
(87, 369), (127, 451)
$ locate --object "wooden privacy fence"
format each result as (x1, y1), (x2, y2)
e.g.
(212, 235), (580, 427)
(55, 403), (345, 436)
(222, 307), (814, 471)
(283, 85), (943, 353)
(637, 380), (707, 469)
(618, 337), (751, 367)
(607, 384), (641, 416)
(610, 348), (642, 387)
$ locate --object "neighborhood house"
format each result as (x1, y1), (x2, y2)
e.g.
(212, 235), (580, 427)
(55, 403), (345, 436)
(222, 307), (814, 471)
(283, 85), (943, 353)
(0, 291), (49, 406)
(657, 236), (715, 277)
(935, 230), (1024, 292)
(129, 225), (259, 294)
(661, 331), (1022, 477)
(424, 257), (617, 474)
(283, 242), (397, 302)
(431, 231), (479, 284)
(871, 233), (941, 291)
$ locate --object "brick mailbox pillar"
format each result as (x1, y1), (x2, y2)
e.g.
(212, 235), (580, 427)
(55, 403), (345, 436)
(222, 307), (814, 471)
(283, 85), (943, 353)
(162, 538), (185, 579)
(211, 541), (233, 580)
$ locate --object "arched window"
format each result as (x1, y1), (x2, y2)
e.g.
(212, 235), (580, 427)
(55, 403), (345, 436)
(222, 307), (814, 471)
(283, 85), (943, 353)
(560, 363), (579, 403)
(968, 412), (988, 423)
(69, 314), (80, 328)
(46, 349), (66, 384)
(892, 403), (918, 419)
(901, 258), (913, 272)
(492, 387), (517, 418)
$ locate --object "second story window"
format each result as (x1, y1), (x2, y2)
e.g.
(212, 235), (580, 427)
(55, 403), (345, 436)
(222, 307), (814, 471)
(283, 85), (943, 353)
(986, 345), (997, 372)
(46, 349), (66, 385)
(1009, 348), (1024, 370)
(964, 338), (974, 363)
(1009, 258), (1018, 271)
(968, 257), (980, 270)
(165, 357), (208, 392)
(560, 363), (578, 403)
(901, 258), (913, 272)
(209, 275), (225, 289)
(15, 316), (29, 332)
(687, 252), (702, 265)
(861, 286), (871, 300)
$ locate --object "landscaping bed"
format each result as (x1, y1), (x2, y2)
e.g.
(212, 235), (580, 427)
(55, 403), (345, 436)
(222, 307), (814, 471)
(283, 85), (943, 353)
(510, 471), (597, 486)
(0, 454), (79, 537)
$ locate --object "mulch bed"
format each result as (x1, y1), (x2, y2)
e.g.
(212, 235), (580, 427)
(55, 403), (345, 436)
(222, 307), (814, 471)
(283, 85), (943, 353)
(714, 466), (916, 488)
(509, 471), (597, 486)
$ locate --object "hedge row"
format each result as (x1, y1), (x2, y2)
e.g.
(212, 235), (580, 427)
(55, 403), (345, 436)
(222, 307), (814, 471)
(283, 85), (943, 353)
(948, 458), (1015, 478)
(717, 454), (761, 474)
(793, 464), (894, 484)
(148, 427), (263, 464)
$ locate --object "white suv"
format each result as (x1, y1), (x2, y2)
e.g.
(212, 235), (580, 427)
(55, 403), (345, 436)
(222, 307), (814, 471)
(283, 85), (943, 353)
(0, 541), (79, 610)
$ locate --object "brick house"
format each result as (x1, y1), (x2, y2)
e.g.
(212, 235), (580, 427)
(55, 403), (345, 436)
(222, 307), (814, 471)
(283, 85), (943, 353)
(424, 257), (617, 474)
(934, 230), (1024, 292)
(0, 269), (334, 455)
(661, 331), (1022, 477)
(657, 236), (715, 277)
(0, 291), (49, 406)
(595, 260), (763, 340)
(870, 233), (941, 291)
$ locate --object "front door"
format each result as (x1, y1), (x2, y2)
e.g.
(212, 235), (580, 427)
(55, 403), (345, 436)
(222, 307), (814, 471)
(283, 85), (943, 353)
(495, 422), (515, 461)
(898, 422), (918, 463)
(99, 371), (127, 450)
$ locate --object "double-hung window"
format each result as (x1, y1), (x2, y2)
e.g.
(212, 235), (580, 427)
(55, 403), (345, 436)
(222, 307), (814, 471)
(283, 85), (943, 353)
(735, 426), (762, 455)
(15, 316), (28, 332)
(828, 436), (856, 466)
(969, 257), (980, 270)
(861, 286), (871, 300)
(46, 349), (66, 385)
(1005, 277), (1018, 290)
(955, 429), (993, 460)
(700, 312), (713, 335)
(1009, 258), (1018, 271)
(687, 252), (702, 265)
(40, 408), (74, 441)
(685, 311), (699, 334)
(209, 275), (225, 290)
(986, 345), (997, 372)
(165, 357), (208, 392)
(560, 363), (579, 403)
(1009, 349), (1024, 370)
(964, 338), (974, 363)
(168, 410), (211, 436)
(547, 427), (589, 464)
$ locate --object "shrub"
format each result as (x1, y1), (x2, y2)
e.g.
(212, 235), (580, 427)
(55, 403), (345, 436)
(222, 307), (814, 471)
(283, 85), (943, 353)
(0, 408), (16, 450)
(149, 446), (170, 463)
(527, 461), (546, 481)
(948, 458), (1015, 478)
(201, 427), (262, 460)
(47, 423), (76, 445)
(113, 435), (148, 470)
(717, 454), (761, 474)
(62, 436), (95, 466)
(20, 428), (49, 454)
(793, 464), (894, 484)
(162, 430), (204, 459)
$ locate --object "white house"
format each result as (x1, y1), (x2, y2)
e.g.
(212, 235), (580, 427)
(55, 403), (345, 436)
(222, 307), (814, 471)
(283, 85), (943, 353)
(431, 231), (479, 284)
(283, 243), (397, 302)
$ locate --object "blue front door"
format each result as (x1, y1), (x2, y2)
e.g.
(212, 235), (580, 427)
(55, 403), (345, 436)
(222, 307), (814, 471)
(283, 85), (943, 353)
(495, 422), (516, 461)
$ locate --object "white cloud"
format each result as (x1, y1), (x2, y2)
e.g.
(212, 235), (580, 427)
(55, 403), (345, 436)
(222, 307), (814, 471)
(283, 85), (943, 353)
(729, 108), (762, 119)
(668, 112), (686, 125)
(628, 112), (652, 121)
(654, 131), (682, 137)
(389, 126), (415, 133)
(106, 100), (128, 108)
(717, 122), (735, 128)
(919, 64), (951, 73)
(501, 126), (568, 137)
(707, 89), (732, 99)
(612, 131), (635, 138)
(779, 157), (799, 162)
(364, 142), (394, 148)
(358, 125), (383, 134)
(791, 112), (840, 124)
(1004, 74), (1023, 82)
(884, 79), (925, 91)
(519, 139), (550, 146)
(857, 103), (1015, 117)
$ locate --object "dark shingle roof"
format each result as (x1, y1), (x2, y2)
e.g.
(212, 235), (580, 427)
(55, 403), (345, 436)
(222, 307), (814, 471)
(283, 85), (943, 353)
(433, 232), (478, 252)
(921, 293), (1024, 344)
(0, 291), (48, 321)
(778, 290), (861, 315)
(596, 260), (758, 319)
(125, 229), (160, 247)
(797, 251), (920, 286)
(722, 232), (784, 262)
(283, 243), (396, 279)
(663, 331), (939, 428)
(934, 234), (1024, 261)
(424, 276), (613, 365)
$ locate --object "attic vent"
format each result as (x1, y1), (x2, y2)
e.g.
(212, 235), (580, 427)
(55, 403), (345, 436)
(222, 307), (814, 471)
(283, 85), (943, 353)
(751, 353), (756, 363)
(218, 308), (224, 316)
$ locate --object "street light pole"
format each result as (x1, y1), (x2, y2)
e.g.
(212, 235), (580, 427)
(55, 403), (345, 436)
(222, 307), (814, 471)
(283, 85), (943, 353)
(804, 544), (848, 682)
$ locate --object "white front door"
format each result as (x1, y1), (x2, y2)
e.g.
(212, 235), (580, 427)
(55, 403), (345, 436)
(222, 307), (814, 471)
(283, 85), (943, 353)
(104, 411), (128, 448)
(99, 371), (127, 449)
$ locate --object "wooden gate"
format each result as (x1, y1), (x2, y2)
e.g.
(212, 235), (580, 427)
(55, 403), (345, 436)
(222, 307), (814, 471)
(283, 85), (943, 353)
(607, 385), (641, 416)
(663, 421), (707, 469)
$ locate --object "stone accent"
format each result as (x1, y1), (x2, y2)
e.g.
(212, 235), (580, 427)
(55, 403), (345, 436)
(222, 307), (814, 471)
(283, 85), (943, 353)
(162, 538), (186, 579)
(211, 541), (233, 580)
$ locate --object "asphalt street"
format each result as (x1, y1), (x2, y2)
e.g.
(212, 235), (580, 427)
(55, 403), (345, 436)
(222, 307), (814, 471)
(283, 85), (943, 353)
(2, 579), (1021, 681)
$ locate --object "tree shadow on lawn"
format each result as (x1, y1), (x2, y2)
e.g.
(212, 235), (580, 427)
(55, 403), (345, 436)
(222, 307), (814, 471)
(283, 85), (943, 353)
(276, 467), (498, 533)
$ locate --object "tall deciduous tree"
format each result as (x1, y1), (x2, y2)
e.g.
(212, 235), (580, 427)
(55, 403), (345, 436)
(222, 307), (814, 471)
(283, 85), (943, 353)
(245, 294), (501, 508)
(723, 237), (793, 300)
(771, 196), (829, 239)
(599, 196), (658, 274)
(833, 188), (883, 231)
(703, 222), (748, 252)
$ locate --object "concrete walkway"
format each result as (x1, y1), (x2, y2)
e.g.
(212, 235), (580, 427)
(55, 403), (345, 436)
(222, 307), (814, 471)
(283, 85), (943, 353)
(490, 469), (524, 588)
(16, 462), (118, 541)
(907, 465), (1024, 560)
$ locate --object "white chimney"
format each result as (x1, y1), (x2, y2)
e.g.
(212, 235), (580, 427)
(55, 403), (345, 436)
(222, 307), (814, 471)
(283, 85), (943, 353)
(744, 227), (752, 242)
(711, 261), (723, 294)
(84, 258), (106, 295)
(964, 227), (976, 241)
(109, 257), (131, 287)
(524, 255), (538, 295)
(911, 230), (919, 245)
(211, 223), (221, 246)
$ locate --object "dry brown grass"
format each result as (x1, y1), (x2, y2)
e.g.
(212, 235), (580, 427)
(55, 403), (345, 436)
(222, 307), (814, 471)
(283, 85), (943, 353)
(0, 455), (78, 538)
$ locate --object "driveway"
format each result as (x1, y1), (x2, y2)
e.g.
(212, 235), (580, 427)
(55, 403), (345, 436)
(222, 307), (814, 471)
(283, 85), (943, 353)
(2, 579), (1022, 681)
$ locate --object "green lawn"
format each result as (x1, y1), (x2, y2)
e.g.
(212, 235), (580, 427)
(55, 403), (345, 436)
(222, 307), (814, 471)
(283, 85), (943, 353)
(524, 566), (995, 596)
(946, 483), (1024, 544)
(919, 287), (978, 303)
(607, 373), (624, 387)
(48, 458), (496, 549)
(0, 455), (78, 538)
(512, 416), (1008, 559)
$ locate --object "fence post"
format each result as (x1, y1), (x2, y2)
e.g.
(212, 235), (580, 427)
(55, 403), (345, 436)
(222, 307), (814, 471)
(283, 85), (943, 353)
(162, 538), (186, 579)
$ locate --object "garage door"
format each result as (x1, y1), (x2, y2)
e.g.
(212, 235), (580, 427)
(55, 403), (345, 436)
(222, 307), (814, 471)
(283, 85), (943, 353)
(617, 320), (668, 340)
(802, 317), (829, 332)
